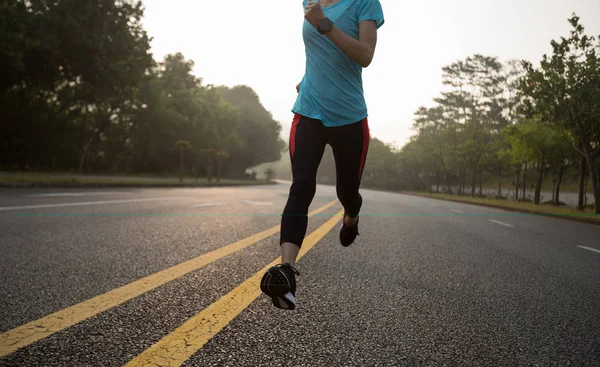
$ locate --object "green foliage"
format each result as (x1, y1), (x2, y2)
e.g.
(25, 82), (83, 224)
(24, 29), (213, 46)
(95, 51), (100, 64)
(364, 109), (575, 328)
(520, 14), (600, 212)
(1, 4), (283, 178)
(335, 14), (597, 212)
(2, 3), (597, 213)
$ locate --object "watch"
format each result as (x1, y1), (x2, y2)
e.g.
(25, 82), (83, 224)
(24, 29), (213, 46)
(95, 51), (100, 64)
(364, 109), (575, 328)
(317, 17), (334, 34)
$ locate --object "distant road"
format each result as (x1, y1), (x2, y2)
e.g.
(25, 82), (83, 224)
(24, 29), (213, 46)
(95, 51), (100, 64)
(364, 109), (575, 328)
(1, 183), (599, 366)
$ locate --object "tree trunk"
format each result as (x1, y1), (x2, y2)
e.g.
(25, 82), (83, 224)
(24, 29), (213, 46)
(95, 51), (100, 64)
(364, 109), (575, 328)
(584, 152), (600, 214)
(436, 171), (440, 192)
(216, 160), (222, 183)
(113, 157), (120, 174)
(204, 156), (213, 182)
(204, 163), (212, 182)
(577, 156), (586, 210)
(554, 167), (564, 206)
(179, 148), (184, 182)
(551, 174), (556, 203)
(498, 166), (502, 199)
(79, 114), (88, 175)
(78, 150), (86, 175)
(522, 163), (528, 201)
(471, 168), (477, 197)
(460, 170), (467, 196)
(479, 171), (483, 196)
(140, 130), (149, 172)
(534, 157), (544, 205)
(428, 173), (433, 194)
(584, 173), (588, 207)
(79, 139), (91, 174)
(514, 165), (521, 201)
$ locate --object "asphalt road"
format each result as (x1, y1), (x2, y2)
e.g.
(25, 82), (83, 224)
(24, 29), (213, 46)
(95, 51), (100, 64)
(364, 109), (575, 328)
(0, 182), (599, 366)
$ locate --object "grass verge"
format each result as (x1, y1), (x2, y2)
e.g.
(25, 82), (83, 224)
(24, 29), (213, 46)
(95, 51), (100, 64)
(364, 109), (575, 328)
(404, 191), (599, 225)
(0, 173), (275, 188)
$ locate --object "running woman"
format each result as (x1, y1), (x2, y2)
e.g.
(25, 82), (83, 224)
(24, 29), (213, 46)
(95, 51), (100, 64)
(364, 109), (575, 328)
(260, 0), (384, 310)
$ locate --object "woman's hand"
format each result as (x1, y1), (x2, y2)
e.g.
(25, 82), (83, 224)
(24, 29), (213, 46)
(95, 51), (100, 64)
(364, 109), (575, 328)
(304, 0), (325, 28)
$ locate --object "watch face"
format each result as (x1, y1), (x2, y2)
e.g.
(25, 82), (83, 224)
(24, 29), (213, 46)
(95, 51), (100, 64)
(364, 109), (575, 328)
(319, 18), (332, 31)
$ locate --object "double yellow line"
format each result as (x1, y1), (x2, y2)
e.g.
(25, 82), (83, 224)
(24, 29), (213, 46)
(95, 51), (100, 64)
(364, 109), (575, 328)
(0, 200), (343, 364)
(126, 207), (344, 366)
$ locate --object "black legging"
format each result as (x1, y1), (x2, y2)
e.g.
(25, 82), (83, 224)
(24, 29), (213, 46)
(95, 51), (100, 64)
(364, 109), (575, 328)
(280, 114), (370, 248)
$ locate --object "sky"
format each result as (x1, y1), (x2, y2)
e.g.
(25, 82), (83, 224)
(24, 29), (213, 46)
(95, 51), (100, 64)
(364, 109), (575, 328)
(141, 0), (600, 150)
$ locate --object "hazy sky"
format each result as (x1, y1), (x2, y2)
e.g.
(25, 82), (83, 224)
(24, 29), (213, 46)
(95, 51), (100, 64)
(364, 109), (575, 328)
(141, 0), (599, 149)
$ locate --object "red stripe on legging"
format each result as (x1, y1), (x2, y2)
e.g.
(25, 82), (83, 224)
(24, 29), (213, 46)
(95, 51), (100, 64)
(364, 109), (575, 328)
(359, 118), (370, 179)
(290, 114), (301, 157)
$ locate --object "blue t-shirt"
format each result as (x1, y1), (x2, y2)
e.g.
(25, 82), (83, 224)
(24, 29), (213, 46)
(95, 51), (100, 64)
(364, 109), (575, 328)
(292, 0), (384, 127)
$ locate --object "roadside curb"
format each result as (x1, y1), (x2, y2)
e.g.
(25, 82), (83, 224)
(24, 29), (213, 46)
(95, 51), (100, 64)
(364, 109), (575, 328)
(401, 192), (600, 227)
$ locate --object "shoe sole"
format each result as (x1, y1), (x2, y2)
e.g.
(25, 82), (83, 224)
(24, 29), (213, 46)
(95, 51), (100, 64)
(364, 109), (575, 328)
(271, 292), (296, 310)
(261, 268), (297, 310)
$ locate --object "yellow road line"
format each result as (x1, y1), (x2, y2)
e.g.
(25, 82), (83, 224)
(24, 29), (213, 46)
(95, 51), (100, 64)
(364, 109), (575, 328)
(0, 200), (338, 358)
(124, 209), (344, 367)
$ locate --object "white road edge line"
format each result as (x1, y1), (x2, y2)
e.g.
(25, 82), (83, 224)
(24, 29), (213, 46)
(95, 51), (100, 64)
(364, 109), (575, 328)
(240, 201), (273, 206)
(578, 246), (600, 255)
(189, 201), (275, 208)
(25, 192), (117, 198)
(488, 219), (514, 228)
(451, 209), (465, 214)
(0, 197), (189, 211)
(189, 202), (229, 208)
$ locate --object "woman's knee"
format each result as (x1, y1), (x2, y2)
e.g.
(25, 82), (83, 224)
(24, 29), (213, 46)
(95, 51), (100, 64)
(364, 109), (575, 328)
(292, 177), (316, 198)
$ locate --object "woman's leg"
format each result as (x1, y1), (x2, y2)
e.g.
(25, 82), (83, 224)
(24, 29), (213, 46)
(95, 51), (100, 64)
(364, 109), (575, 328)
(280, 114), (327, 264)
(327, 117), (370, 246)
(260, 114), (326, 310)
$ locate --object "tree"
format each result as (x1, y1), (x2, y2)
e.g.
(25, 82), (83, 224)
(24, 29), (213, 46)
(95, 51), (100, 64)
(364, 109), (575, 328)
(175, 140), (192, 182)
(265, 168), (275, 182)
(0, 0), (153, 173)
(397, 136), (435, 192)
(413, 106), (453, 193)
(0, 3), (288, 181)
(483, 136), (511, 199)
(501, 60), (528, 199)
(215, 85), (285, 175)
(520, 14), (600, 213)
(200, 148), (217, 182)
(545, 129), (577, 205)
(361, 138), (401, 190)
(576, 154), (588, 210)
(503, 117), (552, 204)
(434, 55), (508, 195)
(215, 150), (229, 183)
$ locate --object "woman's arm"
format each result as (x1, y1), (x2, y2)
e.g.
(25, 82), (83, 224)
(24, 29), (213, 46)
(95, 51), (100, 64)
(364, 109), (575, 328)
(304, 0), (378, 68)
(325, 21), (378, 68)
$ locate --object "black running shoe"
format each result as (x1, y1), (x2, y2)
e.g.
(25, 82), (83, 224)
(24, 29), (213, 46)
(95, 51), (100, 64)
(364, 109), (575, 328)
(340, 214), (360, 247)
(260, 263), (300, 310)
